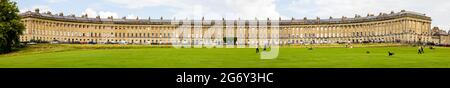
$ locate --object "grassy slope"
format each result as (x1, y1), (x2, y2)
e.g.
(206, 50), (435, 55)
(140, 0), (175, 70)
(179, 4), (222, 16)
(0, 44), (449, 68)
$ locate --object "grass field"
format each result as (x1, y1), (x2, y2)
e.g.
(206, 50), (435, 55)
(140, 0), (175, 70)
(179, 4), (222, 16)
(0, 44), (449, 68)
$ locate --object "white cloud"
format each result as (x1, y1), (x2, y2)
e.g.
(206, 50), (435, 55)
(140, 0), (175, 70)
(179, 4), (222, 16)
(288, 0), (404, 18)
(19, 5), (59, 14)
(105, 0), (179, 9)
(98, 11), (119, 18)
(81, 8), (97, 18)
(46, 0), (68, 3)
(19, 8), (28, 13)
(126, 14), (137, 19)
(287, 0), (450, 31)
(18, 0), (450, 31)
(81, 8), (119, 18)
(103, 0), (281, 20)
(32, 5), (52, 12)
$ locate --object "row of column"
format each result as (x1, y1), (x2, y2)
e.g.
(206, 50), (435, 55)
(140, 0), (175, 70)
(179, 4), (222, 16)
(20, 18), (432, 45)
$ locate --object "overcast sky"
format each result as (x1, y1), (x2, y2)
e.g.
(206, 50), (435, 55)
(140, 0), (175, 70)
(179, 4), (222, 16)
(14, 0), (450, 31)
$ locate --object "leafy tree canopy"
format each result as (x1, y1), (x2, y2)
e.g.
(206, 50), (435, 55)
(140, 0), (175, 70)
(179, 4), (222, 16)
(0, 0), (25, 53)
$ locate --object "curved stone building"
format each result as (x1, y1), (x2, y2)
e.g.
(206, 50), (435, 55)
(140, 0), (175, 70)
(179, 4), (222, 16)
(19, 9), (433, 45)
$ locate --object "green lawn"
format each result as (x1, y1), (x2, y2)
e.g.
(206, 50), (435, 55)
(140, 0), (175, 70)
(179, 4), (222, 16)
(0, 44), (449, 68)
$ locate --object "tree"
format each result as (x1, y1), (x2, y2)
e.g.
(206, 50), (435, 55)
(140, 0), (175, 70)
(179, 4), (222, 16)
(0, 0), (25, 53)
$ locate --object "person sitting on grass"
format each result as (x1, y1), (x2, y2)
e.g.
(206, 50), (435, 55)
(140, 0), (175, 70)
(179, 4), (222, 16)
(263, 45), (267, 51)
(308, 47), (313, 50)
(256, 47), (260, 54)
(388, 51), (395, 56)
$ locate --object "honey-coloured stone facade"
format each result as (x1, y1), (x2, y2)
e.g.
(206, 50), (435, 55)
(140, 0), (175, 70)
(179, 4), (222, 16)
(19, 9), (434, 45)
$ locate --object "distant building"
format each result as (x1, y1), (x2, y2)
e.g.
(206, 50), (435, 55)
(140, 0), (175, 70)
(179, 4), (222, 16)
(448, 30), (450, 35)
(432, 27), (448, 36)
(430, 27), (450, 45)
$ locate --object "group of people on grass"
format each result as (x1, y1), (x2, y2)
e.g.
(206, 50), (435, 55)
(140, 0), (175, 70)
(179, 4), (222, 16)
(256, 45), (269, 54)
(253, 42), (436, 57)
(418, 46), (425, 54)
(386, 46), (434, 56)
(417, 46), (436, 54)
